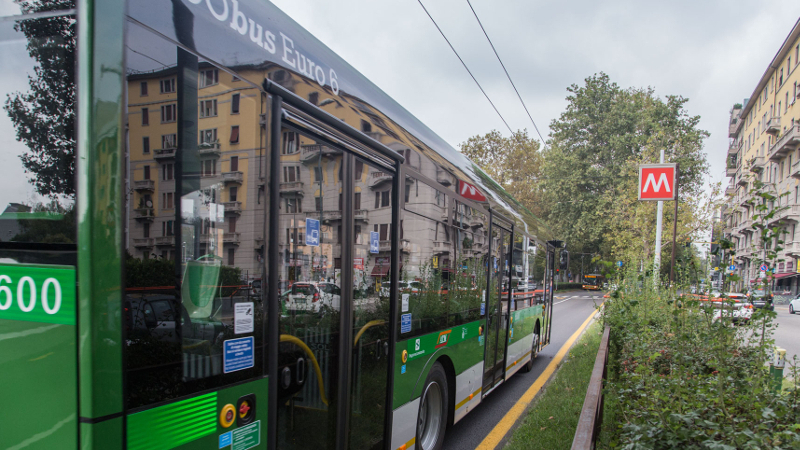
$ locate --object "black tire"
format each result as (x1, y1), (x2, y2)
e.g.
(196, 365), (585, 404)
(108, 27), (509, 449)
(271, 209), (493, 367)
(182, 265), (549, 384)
(522, 323), (540, 373)
(417, 362), (449, 450)
(791, 304), (795, 314)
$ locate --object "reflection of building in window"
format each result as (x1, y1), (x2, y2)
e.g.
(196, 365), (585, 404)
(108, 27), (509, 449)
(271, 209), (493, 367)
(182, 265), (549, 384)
(199, 68), (218, 88)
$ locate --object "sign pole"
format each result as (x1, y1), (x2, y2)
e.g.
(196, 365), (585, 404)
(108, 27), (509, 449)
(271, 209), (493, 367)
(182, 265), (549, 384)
(669, 163), (680, 284)
(653, 150), (665, 285)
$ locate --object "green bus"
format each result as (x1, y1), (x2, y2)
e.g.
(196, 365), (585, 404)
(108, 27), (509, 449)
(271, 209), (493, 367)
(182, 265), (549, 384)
(0, 1), (557, 449)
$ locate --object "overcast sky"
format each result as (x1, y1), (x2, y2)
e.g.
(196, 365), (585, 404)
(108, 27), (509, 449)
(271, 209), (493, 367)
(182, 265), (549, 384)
(270, 0), (800, 194)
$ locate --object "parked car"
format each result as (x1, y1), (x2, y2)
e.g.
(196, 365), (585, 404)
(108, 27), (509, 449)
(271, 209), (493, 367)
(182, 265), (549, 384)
(789, 295), (800, 314)
(284, 282), (341, 313)
(747, 289), (774, 310)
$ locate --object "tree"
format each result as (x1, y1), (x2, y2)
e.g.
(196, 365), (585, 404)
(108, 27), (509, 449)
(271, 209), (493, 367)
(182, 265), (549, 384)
(4, 0), (77, 199)
(540, 73), (712, 275)
(459, 129), (544, 216)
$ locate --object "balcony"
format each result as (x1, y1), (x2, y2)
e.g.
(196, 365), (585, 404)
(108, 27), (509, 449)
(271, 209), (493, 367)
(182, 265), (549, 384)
(223, 201), (242, 215)
(134, 208), (155, 222)
(433, 241), (451, 253)
(749, 156), (766, 173)
(222, 171), (243, 184)
(786, 241), (800, 257)
(223, 232), (240, 245)
(768, 204), (800, 225)
(725, 185), (735, 197)
(300, 144), (338, 163)
(368, 171), (392, 188)
(768, 124), (800, 161)
(134, 179), (155, 191)
(153, 148), (176, 160)
(766, 116), (781, 135)
(133, 238), (154, 248)
(155, 236), (173, 246)
(279, 181), (304, 196)
(728, 140), (739, 155)
(354, 209), (369, 222)
(725, 164), (736, 177)
(198, 142), (221, 157)
(319, 210), (340, 223)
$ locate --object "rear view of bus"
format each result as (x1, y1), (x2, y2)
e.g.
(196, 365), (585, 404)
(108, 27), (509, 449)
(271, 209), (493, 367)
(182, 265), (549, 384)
(0, 1), (555, 449)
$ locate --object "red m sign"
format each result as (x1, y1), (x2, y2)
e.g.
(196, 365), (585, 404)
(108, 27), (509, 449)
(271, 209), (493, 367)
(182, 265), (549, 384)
(638, 164), (677, 201)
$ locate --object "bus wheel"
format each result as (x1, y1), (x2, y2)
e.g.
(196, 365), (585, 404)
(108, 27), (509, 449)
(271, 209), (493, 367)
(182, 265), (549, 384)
(522, 325), (540, 373)
(417, 362), (448, 450)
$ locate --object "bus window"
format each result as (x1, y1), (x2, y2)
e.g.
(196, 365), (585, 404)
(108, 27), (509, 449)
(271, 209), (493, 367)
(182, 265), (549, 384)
(276, 128), (343, 449)
(123, 22), (268, 409)
(400, 178), (453, 337)
(0, 7), (79, 448)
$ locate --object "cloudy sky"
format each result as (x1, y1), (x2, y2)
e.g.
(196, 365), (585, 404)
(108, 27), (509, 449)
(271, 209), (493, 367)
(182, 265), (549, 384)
(271, 0), (800, 193)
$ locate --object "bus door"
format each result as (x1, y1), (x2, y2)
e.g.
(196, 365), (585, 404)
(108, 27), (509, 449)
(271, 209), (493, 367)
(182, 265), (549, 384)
(274, 120), (396, 449)
(482, 222), (511, 394)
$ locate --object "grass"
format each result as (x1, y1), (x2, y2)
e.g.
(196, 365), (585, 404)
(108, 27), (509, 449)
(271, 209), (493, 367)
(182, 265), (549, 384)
(504, 321), (603, 450)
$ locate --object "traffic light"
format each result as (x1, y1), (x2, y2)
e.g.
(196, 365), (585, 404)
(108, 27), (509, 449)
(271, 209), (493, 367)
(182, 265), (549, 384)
(560, 250), (569, 270)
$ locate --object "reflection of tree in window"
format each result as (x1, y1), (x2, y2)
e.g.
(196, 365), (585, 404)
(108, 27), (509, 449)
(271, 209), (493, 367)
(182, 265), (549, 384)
(4, 2), (76, 198)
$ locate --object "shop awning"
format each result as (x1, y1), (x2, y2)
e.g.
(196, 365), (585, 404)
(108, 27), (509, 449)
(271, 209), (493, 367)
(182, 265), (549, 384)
(773, 272), (798, 280)
(370, 265), (389, 277)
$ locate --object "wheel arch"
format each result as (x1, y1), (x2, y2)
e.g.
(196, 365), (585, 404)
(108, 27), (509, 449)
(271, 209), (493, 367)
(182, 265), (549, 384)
(434, 355), (457, 428)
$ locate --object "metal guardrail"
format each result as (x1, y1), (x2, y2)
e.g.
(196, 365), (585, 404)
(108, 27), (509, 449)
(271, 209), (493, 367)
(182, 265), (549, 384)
(571, 325), (611, 450)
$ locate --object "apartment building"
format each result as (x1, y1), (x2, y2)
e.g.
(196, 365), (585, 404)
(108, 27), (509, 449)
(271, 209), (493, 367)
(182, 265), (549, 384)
(724, 18), (800, 294)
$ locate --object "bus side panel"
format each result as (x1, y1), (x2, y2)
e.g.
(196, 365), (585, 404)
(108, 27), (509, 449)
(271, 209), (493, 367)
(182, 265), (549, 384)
(0, 320), (77, 449)
(126, 377), (268, 450)
(504, 305), (543, 379)
(391, 320), (484, 410)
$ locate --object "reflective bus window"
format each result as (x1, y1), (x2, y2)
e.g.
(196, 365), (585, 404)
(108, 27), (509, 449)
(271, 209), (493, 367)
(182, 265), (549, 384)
(276, 128), (342, 449)
(124, 21), (268, 409)
(400, 178), (453, 336)
(350, 158), (392, 449)
(0, 6), (78, 448)
(0, 8), (76, 263)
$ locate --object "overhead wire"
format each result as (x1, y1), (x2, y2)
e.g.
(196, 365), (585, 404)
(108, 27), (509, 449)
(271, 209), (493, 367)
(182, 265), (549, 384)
(465, 0), (547, 148)
(415, 0), (513, 134)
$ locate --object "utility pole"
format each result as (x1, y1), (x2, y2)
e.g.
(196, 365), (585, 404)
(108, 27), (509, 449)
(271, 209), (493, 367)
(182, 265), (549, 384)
(669, 162), (680, 284)
(653, 150), (664, 286)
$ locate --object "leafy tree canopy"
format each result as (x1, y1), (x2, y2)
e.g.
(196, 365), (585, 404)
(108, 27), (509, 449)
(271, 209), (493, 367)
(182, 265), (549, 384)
(459, 129), (544, 217)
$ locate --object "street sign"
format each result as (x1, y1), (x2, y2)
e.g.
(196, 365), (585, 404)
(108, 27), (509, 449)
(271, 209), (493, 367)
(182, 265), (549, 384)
(458, 180), (487, 202)
(760, 264), (768, 272)
(370, 231), (380, 254)
(305, 218), (320, 246)
(617, 261), (623, 267)
(638, 164), (677, 201)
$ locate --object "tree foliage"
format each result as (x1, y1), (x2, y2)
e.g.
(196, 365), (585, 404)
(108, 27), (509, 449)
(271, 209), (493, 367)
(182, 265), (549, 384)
(541, 73), (713, 273)
(4, 0), (77, 198)
(459, 129), (544, 216)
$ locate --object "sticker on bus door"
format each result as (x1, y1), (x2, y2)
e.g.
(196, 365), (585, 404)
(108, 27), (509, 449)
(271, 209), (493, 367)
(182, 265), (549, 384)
(223, 337), (254, 373)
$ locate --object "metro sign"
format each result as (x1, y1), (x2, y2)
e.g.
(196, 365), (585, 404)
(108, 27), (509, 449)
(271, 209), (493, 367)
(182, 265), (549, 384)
(638, 164), (677, 201)
(459, 180), (487, 202)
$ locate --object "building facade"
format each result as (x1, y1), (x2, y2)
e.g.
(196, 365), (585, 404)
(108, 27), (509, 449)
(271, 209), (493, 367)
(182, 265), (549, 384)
(724, 19), (800, 294)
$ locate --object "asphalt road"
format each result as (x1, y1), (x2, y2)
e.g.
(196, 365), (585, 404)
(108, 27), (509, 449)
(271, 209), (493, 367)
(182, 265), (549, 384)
(774, 305), (800, 367)
(442, 290), (603, 450)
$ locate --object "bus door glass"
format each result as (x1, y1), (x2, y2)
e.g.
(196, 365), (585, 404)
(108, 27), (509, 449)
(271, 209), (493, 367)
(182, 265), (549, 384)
(349, 158), (393, 449)
(276, 127), (344, 449)
(0, 7), (78, 449)
(123, 20), (269, 448)
(483, 222), (510, 392)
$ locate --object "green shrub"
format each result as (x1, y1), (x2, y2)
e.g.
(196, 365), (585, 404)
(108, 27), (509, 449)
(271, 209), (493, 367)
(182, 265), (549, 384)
(600, 280), (800, 449)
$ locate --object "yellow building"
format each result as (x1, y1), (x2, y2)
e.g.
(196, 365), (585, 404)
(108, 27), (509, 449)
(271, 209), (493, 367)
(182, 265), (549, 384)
(724, 18), (800, 292)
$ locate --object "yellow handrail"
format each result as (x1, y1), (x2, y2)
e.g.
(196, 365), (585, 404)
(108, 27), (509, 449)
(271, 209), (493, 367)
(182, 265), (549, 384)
(353, 320), (387, 347)
(280, 334), (328, 405)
